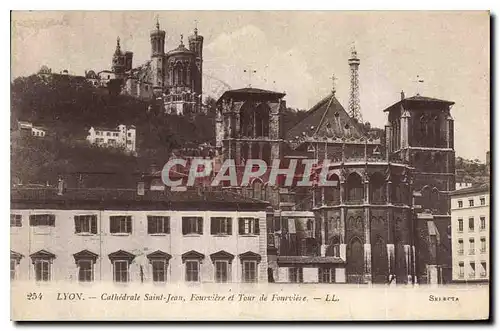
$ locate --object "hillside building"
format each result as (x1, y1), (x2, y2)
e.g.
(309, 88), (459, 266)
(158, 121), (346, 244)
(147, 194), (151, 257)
(86, 124), (136, 154)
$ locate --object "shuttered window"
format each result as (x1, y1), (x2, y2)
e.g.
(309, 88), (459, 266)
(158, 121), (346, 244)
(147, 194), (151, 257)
(110, 216), (132, 234)
(147, 216), (170, 234)
(182, 217), (203, 235)
(238, 218), (260, 235)
(10, 214), (22, 227)
(74, 215), (98, 234)
(29, 214), (55, 227)
(210, 217), (232, 235)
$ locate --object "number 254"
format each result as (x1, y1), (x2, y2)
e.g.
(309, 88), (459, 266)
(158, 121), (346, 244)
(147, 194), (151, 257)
(27, 293), (42, 300)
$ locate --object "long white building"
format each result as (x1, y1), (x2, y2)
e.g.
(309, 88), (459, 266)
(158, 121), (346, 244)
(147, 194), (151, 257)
(10, 186), (268, 284)
(450, 183), (489, 283)
(86, 124), (136, 154)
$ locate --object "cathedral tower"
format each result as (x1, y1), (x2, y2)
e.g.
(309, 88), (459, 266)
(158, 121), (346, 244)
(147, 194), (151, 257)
(112, 37), (126, 78)
(150, 18), (166, 96)
(188, 26), (204, 95)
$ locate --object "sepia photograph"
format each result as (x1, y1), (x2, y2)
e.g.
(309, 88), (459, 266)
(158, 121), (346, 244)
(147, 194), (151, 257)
(9, 10), (490, 321)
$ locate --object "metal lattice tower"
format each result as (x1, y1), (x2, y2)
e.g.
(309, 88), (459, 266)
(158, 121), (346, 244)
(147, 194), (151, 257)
(348, 45), (363, 123)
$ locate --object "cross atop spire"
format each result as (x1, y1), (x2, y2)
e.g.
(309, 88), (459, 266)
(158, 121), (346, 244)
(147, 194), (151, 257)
(194, 19), (198, 35)
(156, 15), (160, 30)
(330, 74), (337, 95)
(180, 34), (184, 45)
(414, 75), (425, 95)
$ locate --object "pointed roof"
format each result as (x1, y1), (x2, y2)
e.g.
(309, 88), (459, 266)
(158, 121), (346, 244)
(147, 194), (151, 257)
(108, 250), (135, 262)
(146, 250), (172, 261)
(30, 249), (56, 260)
(383, 94), (455, 112)
(73, 250), (99, 263)
(181, 250), (205, 262)
(209, 250), (235, 263)
(285, 93), (365, 146)
(238, 251), (262, 262)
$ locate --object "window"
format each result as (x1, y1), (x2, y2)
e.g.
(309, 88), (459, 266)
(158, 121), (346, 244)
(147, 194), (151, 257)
(128, 133), (132, 137)
(110, 216), (132, 234)
(289, 267), (303, 283)
(458, 262), (464, 278)
(152, 260), (167, 282)
(211, 217), (232, 235)
(215, 261), (229, 283)
(242, 261), (257, 283)
(480, 237), (486, 253)
(480, 217), (486, 231)
(182, 217), (203, 235)
(238, 218), (260, 235)
(107, 132), (110, 136)
(34, 260), (51, 282)
(29, 214), (55, 227)
(457, 239), (464, 255)
(113, 261), (129, 282)
(185, 261), (199, 282)
(458, 219), (463, 232)
(306, 219), (313, 231)
(147, 216), (170, 234)
(319, 268), (334, 283)
(469, 199), (474, 207)
(74, 215), (97, 234)
(77, 260), (93, 282)
(480, 197), (485, 206)
(468, 217), (474, 232)
(458, 200), (463, 208)
(469, 238), (475, 255)
(10, 214), (22, 227)
(469, 262), (476, 278)
(480, 262), (487, 277)
(10, 259), (16, 280)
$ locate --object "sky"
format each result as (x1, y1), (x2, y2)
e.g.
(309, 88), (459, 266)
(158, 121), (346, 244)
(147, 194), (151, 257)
(11, 11), (490, 161)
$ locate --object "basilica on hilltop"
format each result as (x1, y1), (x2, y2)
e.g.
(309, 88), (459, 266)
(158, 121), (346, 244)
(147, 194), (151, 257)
(89, 18), (204, 115)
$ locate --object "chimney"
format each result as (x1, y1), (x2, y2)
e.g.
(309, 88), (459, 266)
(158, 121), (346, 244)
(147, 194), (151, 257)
(57, 178), (65, 196)
(401, 90), (405, 101)
(137, 181), (145, 196)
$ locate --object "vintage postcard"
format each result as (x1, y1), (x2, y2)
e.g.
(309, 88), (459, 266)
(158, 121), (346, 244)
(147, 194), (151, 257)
(10, 11), (490, 320)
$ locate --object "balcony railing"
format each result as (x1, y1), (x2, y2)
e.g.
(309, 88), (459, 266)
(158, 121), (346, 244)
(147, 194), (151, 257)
(469, 249), (475, 255)
(457, 249), (464, 255)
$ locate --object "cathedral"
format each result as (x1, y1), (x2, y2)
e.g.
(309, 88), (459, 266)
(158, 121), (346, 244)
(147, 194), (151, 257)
(213, 48), (455, 285)
(106, 19), (204, 115)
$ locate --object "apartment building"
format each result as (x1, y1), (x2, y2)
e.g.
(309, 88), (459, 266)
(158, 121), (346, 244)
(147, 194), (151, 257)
(86, 124), (136, 154)
(10, 187), (268, 284)
(450, 183), (490, 283)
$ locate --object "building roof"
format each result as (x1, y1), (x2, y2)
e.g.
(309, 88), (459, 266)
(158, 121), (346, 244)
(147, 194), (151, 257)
(217, 87), (286, 103)
(93, 126), (120, 132)
(285, 92), (365, 145)
(383, 94), (455, 112)
(449, 183), (490, 196)
(11, 187), (269, 211)
(167, 43), (194, 56)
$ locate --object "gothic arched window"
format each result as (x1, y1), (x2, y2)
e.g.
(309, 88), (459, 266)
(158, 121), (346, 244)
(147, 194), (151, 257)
(346, 172), (364, 203)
